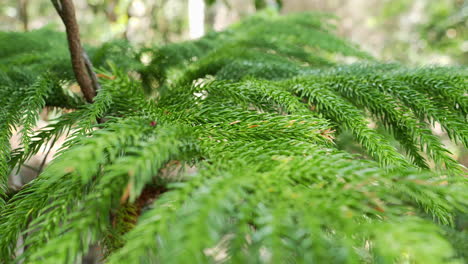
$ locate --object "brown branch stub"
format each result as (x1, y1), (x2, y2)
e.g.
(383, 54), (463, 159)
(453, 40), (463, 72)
(51, 0), (99, 103)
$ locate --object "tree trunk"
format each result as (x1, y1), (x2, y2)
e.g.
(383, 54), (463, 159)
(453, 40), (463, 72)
(18, 0), (29, 32)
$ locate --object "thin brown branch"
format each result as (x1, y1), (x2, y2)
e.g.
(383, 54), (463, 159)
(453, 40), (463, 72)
(82, 51), (101, 91)
(51, 0), (99, 103)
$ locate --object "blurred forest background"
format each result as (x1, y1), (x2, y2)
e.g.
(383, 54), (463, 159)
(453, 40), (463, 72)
(1, 0), (467, 65)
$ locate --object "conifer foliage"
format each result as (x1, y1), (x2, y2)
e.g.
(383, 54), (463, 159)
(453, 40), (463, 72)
(0, 10), (467, 264)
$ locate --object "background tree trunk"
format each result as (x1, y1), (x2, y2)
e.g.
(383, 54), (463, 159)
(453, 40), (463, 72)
(17, 0), (29, 32)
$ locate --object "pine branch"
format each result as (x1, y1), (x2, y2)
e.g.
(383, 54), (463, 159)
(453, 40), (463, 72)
(22, 124), (197, 263)
(0, 10), (466, 263)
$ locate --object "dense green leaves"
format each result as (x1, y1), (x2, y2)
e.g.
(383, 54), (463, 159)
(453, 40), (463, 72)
(0, 10), (467, 264)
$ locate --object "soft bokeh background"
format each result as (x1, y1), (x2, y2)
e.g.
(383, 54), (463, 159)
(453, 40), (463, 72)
(1, 0), (467, 65)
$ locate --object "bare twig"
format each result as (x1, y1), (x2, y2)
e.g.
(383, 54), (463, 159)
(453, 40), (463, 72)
(51, 0), (99, 103)
(82, 51), (101, 91)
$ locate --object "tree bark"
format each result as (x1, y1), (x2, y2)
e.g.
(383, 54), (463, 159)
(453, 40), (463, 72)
(51, 0), (99, 103)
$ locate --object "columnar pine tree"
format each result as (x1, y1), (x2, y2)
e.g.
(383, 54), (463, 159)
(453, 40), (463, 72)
(0, 9), (467, 264)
